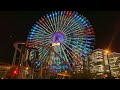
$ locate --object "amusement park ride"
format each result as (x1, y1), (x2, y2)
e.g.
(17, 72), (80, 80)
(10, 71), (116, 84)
(1, 11), (95, 79)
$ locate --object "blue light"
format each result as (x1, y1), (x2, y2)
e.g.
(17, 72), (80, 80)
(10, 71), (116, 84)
(47, 15), (49, 18)
(87, 41), (91, 44)
(29, 37), (33, 40)
(55, 12), (57, 15)
(82, 53), (86, 56)
(83, 21), (86, 24)
(86, 48), (89, 50)
(61, 11), (63, 15)
(81, 19), (84, 22)
(87, 44), (90, 47)
(52, 13), (54, 17)
(49, 14), (52, 17)
(31, 29), (35, 32)
(76, 16), (79, 19)
(87, 38), (91, 40)
(32, 26), (37, 30)
(84, 50), (88, 54)
(32, 26), (37, 29)
(31, 32), (35, 35)
(74, 14), (77, 18)
(35, 24), (39, 27)
(79, 17), (82, 20)
(91, 38), (95, 40)
(30, 34), (33, 37)
(57, 11), (60, 15)
(80, 45), (83, 48)
(84, 23), (88, 26)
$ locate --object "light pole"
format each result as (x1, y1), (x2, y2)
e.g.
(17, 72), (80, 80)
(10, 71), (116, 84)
(104, 50), (111, 78)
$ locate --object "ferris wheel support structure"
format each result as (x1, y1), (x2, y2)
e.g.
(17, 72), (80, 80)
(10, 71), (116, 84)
(12, 41), (73, 79)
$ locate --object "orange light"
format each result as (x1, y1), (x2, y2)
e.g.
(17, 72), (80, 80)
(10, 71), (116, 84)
(104, 50), (110, 54)
(65, 71), (67, 73)
(105, 50), (109, 54)
(25, 67), (29, 70)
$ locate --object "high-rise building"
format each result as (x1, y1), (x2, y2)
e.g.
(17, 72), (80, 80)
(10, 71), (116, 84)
(88, 49), (120, 78)
(108, 52), (120, 77)
(88, 49), (104, 78)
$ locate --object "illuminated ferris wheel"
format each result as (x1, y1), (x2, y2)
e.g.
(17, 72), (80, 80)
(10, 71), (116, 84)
(27, 11), (95, 72)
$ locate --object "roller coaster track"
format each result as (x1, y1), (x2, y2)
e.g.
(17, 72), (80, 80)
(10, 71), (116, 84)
(14, 41), (73, 71)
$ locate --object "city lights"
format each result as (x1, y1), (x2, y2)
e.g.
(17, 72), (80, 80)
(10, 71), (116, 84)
(104, 50), (110, 54)
(1, 11), (120, 79)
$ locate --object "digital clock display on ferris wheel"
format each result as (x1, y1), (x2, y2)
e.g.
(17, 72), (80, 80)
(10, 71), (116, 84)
(51, 32), (64, 43)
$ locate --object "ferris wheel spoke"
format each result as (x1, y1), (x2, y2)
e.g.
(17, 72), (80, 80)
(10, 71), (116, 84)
(40, 17), (53, 33)
(59, 11), (66, 33)
(56, 11), (60, 32)
(40, 41), (51, 47)
(60, 11), (75, 33)
(33, 35), (51, 40)
(39, 17), (55, 33)
(33, 32), (50, 38)
(64, 37), (83, 42)
(65, 40), (85, 52)
(62, 15), (84, 33)
(58, 12), (63, 32)
(36, 21), (52, 34)
(61, 15), (79, 33)
(39, 46), (52, 61)
(63, 42), (85, 52)
(50, 12), (57, 32)
(33, 34), (51, 39)
(62, 43), (82, 68)
(62, 41), (82, 58)
(60, 15), (71, 32)
(65, 34), (85, 40)
(60, 45), (70, 64)
(33, 28), (51, 36)
(61, 44), (75, 64)
(62, 44), (81, 66)
(63, 23), (83, 35)
(32, 25), (50, 35)
(32, 39), (51, 45)
(41, 49), (51, 63)
(65, 26), (83, 36)
(40, 52), (50, 65)
(45, 15), (56, 33)
(59, 12), (68, 32)
(67, 44), (82, 55)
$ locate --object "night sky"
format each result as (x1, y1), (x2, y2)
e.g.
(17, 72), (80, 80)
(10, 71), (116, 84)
(0, 11), (120, 64)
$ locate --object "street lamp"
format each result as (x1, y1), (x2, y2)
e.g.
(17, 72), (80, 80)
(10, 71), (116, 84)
(104, 49), (111, 78)
(105, 50), (109, 54)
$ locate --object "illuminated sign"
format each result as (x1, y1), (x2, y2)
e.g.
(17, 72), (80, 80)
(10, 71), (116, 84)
(52, 43), (61, 46)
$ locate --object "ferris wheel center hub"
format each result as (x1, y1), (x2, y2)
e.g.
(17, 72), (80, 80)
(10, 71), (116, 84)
(51, 32), (64, 43)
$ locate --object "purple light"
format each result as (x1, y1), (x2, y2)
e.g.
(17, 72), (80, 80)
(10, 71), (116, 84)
(51, 32), (64, 43)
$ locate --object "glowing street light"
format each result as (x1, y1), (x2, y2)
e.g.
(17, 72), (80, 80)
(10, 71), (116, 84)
(104, 49), (111, 78)
(25, 67), (29, 70)
(104, 50), (110, 54)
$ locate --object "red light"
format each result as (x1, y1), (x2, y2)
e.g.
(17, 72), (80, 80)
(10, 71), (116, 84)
(13, 70), (18, 75)
(39, 19), (43, 23)
(41, 18), (45, 22)
(13, 71), (17, 74)
(66, 11), (69, 15)
(69, 11), (72, 16)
